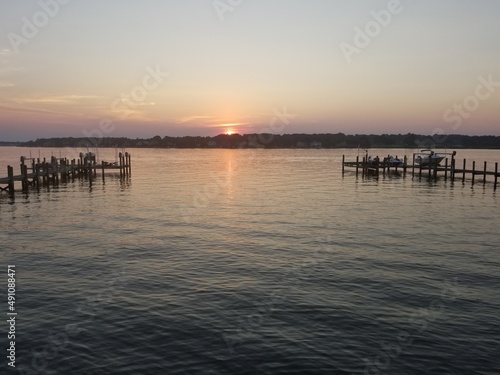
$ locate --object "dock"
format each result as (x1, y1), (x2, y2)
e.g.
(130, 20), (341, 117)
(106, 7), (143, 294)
(342, 151), (499, 191)
(0, 152), (131, 197)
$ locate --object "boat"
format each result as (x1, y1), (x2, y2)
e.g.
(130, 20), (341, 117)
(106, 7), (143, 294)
(384, 155), (404, 167)
(366, 155), (403, 167)
(414, 150), (445, 166)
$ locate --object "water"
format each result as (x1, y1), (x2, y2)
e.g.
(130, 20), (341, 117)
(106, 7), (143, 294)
(1, 147), (499, 375)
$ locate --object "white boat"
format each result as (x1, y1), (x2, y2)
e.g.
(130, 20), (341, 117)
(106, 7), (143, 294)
(414, 150), (445, 166)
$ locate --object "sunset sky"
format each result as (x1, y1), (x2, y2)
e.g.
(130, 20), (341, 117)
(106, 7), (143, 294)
(0, 0), (499, 141)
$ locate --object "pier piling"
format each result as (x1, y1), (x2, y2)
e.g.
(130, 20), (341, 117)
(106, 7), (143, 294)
(462, 159), (466, 184)
(472, 161), (476, 186)
(495, 163), (498, 191)
(342, 152), (499, 191)
(1, 152), (132, 198)
(7, 166), (14, 196)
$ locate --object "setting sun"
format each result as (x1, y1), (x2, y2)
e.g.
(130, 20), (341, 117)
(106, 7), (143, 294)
(226, 131), (234, 135)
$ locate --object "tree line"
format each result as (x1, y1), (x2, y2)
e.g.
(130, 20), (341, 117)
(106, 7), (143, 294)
(4, 133), (500, 149)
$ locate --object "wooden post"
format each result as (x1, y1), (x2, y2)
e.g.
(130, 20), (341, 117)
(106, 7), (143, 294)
(362, 156), (365, 178)
(89, 159), (93, 186)
(20, 157), (26, 191)
(428, 156), (432, 179)
(472, 161), (476, 186)
(79, 153), (84, 176)
(102, 161), (105, 182)
(7, 165), (14, 196)
(41, 162), (46, 185)
(34, 160), (40, 189)
(412, 154), (416, 178)
(41, 162), (45, 186)
(25, 164), (30, 189)
(66, 158), (70, 180)
(403, 155), (407, 177)
(355, 156), (359, 178)
(57, 158), (60, 181)
(119, 152), (123, 179)
(31, 159), (36, 188)
(342, 155), (345, 176)
(61, 159), (66, 183)
(127, 153), (131, 175)
(22, 164), (29, 192)
(444, 158), (448, 181)
(50, 156), (56, 183)
(462, 159), (466, 184)
(46, 162), (50, 184)
(483, 161), (487, 185)
(451, 151), (456, 181)
(123, 153), (126, 176)
(495, 163), (498, 191)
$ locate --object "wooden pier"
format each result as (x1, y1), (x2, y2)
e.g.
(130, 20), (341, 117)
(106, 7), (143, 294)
(0, 152), (131, 197)
(342, 151), (499, 191)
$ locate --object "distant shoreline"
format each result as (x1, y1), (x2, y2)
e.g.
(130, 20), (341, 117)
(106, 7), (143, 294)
(2, 133), (500, 149)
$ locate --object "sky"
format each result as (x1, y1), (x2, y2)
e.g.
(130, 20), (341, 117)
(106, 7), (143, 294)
(0, 0), (499, 141)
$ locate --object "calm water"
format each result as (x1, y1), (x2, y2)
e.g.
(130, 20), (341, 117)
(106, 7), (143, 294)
(1, 147), (499, 375)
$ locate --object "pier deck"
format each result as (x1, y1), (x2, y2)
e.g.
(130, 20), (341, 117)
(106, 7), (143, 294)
(0, 152), (131, 196)
(342, 152), (499, 190)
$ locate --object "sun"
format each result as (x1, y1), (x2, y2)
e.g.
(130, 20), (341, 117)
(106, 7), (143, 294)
(226, 130), (234, 135)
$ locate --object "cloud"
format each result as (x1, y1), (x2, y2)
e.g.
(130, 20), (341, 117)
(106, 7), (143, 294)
(0, 81), (14, 88)
(0, 103), (83, 117)
(63, 95), (102, 100)
(177, 115), (214, 124)
(207, 122), (248, 128)
(16, 94), (103, 104)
